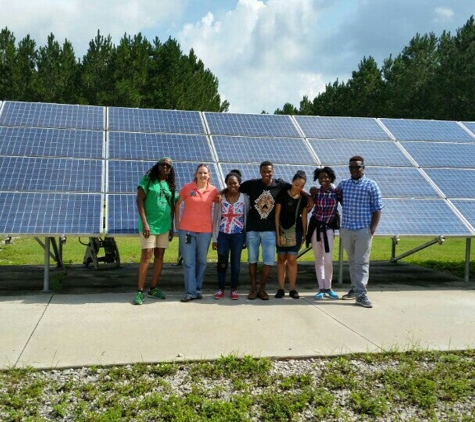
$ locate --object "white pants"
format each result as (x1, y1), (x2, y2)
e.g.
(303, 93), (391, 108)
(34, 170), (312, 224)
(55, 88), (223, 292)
(311, 228), (334, 290)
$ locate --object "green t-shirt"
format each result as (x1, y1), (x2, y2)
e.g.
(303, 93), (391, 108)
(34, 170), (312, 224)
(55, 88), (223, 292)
(137, 176), (177, 235)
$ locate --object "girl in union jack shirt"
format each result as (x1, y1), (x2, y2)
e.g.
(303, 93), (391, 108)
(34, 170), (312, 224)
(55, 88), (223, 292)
(212, 170), (250, 300)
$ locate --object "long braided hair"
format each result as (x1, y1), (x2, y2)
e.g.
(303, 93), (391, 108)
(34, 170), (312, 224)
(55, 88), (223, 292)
(145, 159), (177, 203)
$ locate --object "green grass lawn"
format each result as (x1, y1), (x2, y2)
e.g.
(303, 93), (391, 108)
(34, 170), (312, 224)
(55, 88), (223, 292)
(1, 235), (474, 279)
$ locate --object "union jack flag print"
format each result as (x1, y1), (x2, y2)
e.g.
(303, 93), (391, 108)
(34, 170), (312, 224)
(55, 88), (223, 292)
(219, 201), (245, 234)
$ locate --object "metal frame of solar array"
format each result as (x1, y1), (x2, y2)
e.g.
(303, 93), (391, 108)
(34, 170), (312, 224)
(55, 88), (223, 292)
(1, 101), (475, 239)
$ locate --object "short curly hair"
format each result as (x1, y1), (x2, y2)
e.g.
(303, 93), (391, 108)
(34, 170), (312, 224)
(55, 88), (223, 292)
(313, 166), (336, 183)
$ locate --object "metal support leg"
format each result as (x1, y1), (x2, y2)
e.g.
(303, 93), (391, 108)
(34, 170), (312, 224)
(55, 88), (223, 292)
(338, 237), (343, 284)
(43, 237), (50, 292)
(465, 238), (471, 283)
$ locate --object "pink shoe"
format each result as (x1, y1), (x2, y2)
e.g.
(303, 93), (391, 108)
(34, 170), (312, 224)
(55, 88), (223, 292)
(214, 289), (225, 299)
(230, 290), (239, 300)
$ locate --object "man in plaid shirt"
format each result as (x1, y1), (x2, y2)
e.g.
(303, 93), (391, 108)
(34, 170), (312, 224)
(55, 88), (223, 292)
(338, 155), (383, 308)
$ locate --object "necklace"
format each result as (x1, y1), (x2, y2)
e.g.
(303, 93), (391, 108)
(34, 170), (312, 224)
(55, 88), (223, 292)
(288, 189), (300, 199)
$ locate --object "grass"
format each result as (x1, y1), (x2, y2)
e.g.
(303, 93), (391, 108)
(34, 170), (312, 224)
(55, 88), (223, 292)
(1, 235), (474, 279)
(0, 352), (474, 420)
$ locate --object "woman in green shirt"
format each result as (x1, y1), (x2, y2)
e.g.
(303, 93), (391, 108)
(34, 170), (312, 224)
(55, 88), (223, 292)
(134, 157), (178, 305)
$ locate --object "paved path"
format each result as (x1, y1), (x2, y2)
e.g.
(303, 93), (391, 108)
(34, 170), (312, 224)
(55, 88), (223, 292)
(1, 261), (474, 369)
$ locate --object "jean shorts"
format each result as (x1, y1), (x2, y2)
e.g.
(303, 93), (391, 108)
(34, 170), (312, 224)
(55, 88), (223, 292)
(246, 230), (276, 266)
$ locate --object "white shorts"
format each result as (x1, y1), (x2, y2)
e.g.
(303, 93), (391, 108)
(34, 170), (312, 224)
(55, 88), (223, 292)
(140, 232), (170, 249)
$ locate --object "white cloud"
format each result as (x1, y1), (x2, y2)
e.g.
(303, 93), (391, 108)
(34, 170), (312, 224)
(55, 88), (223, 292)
(0, 0), (183, 56)
(434, 7), (455, 24)
(178, 0), (325, 113)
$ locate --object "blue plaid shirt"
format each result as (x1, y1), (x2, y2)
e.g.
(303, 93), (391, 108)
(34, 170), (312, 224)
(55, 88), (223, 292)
(337, 176), (383, 230)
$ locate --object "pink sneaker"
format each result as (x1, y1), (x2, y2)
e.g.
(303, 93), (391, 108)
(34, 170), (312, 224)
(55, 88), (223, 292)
(230, 290), (239, 300)
(214, 289), (225, 299)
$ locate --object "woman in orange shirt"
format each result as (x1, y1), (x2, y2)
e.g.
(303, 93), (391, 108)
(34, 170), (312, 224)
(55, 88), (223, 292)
(175, 163), (218, 302)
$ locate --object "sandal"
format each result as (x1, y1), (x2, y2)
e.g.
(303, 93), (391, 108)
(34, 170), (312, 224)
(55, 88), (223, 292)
(258, 290), (269, 300)
(289, 290), (300, 299)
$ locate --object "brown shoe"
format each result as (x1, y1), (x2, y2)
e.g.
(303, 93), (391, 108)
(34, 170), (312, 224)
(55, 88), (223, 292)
(258, 290), (269, 300)
(248, 290), (258, 300)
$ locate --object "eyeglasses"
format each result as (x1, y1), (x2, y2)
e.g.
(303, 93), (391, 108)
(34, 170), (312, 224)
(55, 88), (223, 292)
(159, 163), (172, 169)
(348, 165), (364, 170)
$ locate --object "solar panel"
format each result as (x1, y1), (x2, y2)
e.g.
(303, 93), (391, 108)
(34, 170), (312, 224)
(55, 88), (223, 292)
(400, 141), (475, 168)
(308, 139), (413, 167)
(0, 101), (104, 130)
(204, 112), (299, 137)
(107, 161), (219, 194)
(450, 200), (475, 231)
(380, 118), (474, 142)
(0, 157), (103, 193)
(376, 198), (472, 236)
(424, 169), (475, 199)
(106, 194), (137, 234)
(0, 192), (103, 235)
(108, 132), (212, 161)
(213, 136), (316, 165)
(461, 122), (475, 137)
(355, 167), (441, 198)
(0, 127), (103, 159)
(294, 116), (391, 140)
(108, 107), (205, 134)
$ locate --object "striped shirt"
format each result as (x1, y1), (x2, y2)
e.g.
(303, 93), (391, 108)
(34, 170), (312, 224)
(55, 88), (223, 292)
(337, 176), (383, 230)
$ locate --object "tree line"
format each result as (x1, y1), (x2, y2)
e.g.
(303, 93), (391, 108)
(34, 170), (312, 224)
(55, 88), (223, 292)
(0, 29), (229, 112)
(275, 16), (475, 121)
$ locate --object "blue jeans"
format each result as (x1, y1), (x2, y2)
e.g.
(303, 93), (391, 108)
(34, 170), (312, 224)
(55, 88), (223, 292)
(339, 227), (373, 296)
(179, 230), (212, 298)
(246, 231), (276, 266)
(217, 231), (246, 290)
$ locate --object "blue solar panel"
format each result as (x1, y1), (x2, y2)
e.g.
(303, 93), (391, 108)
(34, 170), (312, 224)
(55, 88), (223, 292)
(107, 161), (219, 194)
(380, 118), (474, 142)
(308, 139), (413, 167)
(0, 192), (103, 235)
(108, 132), (212, 161)
(461, 122), (475, 138)
(401, 142), (475, 168)
(360, 167), (441, 198)
(108, 107), (205, 134)
(377, 198), (472, 236)
(204, 113), (299, 137)
(294, 116), (391, 140)
(0, 127), (103, 158)
(0, 157), (103, 193)
(450, 200), (475, 231)
(0, 101), (104, 130)
(213, 136), (316, 165)
(424, 169), (475, 199)
(106, 194), (137, 234)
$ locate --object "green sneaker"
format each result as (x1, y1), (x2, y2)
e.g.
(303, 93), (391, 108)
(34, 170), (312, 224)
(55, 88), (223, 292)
(134, 291), (144, 305)
(148, 287), (166, 300)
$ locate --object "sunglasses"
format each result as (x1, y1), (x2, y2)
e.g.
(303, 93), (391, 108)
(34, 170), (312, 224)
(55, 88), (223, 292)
(159, 162), (172, 169)
(348, 165), (364, 170)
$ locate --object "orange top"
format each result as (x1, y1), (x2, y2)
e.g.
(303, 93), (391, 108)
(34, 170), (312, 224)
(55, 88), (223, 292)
(178, 182), (218, 233)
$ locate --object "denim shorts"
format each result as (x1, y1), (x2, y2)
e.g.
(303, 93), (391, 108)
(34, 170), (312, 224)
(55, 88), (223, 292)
(246, 231), (276, 266)
(276, 231), (303, 255)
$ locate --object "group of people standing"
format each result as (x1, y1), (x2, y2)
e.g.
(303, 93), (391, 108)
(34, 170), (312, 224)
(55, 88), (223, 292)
(133, 156), (383, 309)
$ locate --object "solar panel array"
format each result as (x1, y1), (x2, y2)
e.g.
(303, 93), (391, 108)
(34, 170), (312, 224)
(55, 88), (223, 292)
(1, 100), (475, 237)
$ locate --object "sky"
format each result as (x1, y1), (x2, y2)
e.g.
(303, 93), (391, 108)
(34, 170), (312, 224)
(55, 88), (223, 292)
(1, 0), (473, 114)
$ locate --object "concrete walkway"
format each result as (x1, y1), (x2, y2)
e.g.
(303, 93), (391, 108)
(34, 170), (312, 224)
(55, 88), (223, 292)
(1, 262), (474, 369)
